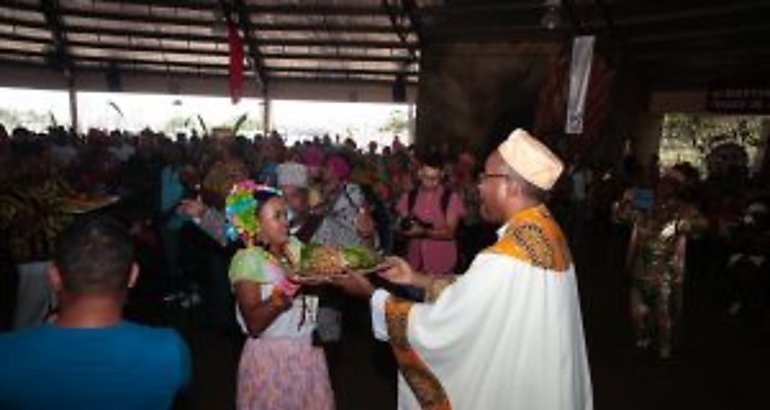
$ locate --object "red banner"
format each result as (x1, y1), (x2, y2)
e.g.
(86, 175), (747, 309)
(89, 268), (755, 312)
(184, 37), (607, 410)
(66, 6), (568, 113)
(228, 23), (244, 104)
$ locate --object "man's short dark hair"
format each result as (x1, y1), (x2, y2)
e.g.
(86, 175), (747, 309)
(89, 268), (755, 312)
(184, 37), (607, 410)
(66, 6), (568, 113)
(54, 217), (134, 294)
(506, 165), (549, 203)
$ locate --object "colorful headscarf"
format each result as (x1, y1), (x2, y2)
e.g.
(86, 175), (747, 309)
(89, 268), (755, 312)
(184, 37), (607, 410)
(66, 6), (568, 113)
(224, 179), (282, 245)
(301, 145), (324, 168)
(326, 154), (351, 181)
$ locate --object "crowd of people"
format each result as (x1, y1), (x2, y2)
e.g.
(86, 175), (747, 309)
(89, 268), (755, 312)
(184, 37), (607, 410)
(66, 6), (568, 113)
(568, 149), (770, 359)
(0, 119), (768, 409)
(0, 124), (481, 326)
(0, 122), (504, 408)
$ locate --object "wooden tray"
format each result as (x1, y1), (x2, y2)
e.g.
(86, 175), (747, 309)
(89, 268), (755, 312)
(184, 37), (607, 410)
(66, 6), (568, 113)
(291, 264), (390, 283)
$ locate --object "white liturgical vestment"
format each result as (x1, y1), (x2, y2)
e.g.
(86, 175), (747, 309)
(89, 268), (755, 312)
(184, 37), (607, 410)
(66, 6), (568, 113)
(370, 205), (593, 410)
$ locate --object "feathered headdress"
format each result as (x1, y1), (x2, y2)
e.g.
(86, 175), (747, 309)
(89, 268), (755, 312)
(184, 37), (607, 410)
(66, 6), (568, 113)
(224, 179), (282, 246)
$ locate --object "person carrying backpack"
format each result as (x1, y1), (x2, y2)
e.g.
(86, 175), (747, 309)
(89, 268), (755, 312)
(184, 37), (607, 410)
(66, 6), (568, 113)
(395, 152), (465, 276)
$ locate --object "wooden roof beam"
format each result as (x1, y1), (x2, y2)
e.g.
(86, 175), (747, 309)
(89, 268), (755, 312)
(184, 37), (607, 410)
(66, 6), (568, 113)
(245, 4), (385, 16)
(58, 8), (397, 33)
(92, 1), (388, 16)
(56, 25), (415, 49)
(39, 0), (73, 75)
(382, 0), (419, 64)
(219, 0), (269, 88)
(271, 75), (418, 86)
(266, 66), (418, 77)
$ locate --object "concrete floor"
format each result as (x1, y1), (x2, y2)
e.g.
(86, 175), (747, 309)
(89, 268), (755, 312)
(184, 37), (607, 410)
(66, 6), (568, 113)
(125, 224), (770, 410)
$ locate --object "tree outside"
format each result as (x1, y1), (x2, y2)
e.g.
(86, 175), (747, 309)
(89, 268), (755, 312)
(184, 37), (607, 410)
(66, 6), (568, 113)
(378, 109), (410, 135)
(163, 114), (191, 135)
(225, 113), (261, 135)
(0, 108), (61, 132)
(660, 113), (765, 174)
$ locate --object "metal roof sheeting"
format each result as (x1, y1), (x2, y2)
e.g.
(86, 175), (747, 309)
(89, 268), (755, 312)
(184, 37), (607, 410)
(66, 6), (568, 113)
(1, 1), (769, 90)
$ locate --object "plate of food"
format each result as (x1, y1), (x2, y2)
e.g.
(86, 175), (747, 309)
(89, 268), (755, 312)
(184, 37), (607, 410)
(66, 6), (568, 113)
(290, 244), (387, 283)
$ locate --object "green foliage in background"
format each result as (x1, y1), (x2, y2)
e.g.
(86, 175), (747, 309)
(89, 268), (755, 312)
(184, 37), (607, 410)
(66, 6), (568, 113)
(0, 107), (59, 132)
(163, 113), (262, 136)
(660, 113), (763, 172)
(378, 109), (409, 135)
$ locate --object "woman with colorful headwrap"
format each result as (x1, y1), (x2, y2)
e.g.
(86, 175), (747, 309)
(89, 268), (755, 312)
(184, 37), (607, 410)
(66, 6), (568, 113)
(225, 180), (334, 410)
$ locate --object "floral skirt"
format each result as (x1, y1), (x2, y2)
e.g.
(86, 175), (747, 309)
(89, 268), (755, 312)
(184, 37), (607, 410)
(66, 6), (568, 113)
(237, 337), (335, 410)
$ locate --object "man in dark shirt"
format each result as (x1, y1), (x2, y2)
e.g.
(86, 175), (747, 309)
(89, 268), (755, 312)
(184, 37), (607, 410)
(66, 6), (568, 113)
(0, 217), (190, 410)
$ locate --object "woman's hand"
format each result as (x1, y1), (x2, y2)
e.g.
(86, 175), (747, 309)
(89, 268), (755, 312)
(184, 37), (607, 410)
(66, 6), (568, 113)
(269, 287), (294, 311)
(274, 277), (301, 299)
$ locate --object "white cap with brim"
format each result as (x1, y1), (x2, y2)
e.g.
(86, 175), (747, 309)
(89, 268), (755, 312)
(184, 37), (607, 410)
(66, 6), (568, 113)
(276, 162), (309, 188)
(497, 128), (564, 191)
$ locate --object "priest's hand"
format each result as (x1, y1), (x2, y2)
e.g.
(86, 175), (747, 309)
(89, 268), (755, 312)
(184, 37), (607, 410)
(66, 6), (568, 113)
(332, 273), (375, 298)
(377, 257), (430, 289)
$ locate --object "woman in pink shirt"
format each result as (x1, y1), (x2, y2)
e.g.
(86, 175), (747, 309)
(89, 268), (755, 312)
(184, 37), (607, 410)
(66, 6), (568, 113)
(396, 154), (466, 275)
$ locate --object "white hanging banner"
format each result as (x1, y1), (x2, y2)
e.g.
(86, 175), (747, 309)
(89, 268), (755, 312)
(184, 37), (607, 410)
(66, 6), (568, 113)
(565, 35), (595, 134)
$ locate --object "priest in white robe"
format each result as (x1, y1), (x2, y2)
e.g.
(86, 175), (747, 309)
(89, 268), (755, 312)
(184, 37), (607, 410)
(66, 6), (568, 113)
(336, 128), (593, 410)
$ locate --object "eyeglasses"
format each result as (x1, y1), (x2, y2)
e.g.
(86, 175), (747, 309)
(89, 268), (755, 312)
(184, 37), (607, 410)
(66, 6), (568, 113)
(478, 172), (510, 181)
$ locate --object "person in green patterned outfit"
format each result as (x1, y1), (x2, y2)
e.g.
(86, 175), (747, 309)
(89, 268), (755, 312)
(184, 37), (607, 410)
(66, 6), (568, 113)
(614, 169), (707, 359)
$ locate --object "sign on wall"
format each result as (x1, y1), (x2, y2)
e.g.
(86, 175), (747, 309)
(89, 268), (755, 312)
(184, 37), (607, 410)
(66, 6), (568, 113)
(706, 82), (770, 114)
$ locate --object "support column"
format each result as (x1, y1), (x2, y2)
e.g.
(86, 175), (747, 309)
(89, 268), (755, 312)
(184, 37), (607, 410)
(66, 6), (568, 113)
(262, 87), (271, 136)
(407, 103), (416, 145)
(67, 75), (78, 135)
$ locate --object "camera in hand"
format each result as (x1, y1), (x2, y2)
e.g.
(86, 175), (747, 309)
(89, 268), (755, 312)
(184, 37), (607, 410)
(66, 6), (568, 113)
(399, 216), (433, 231)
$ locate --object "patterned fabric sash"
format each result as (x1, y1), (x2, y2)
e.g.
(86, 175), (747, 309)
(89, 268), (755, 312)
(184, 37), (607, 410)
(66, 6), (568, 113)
(484, 205), (572, 272)
(386, 297), (452, 410)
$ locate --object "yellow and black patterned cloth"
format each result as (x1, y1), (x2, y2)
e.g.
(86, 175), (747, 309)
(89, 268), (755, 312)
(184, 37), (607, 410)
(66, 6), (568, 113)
(485, 204), (573, 272)
(0, 178), (73, 262)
